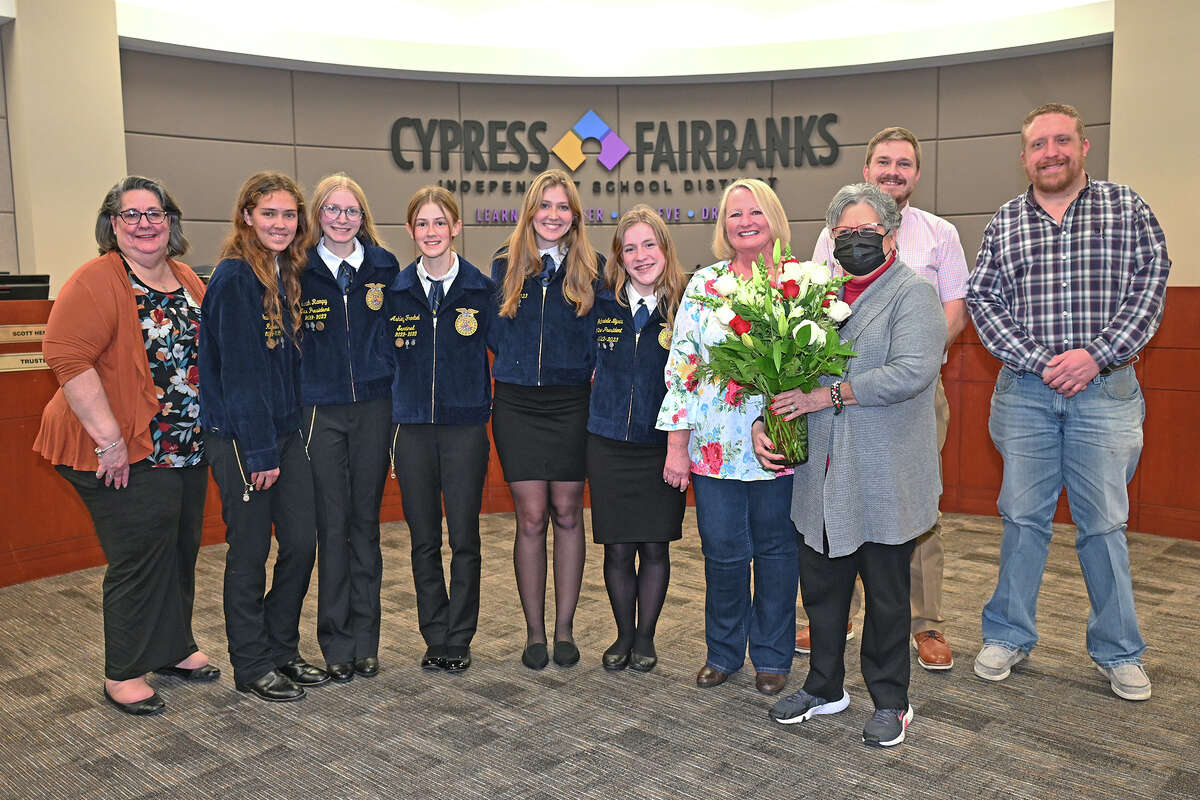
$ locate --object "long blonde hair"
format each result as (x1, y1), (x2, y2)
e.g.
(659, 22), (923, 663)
(606, 205), (686, 328)
(220, 171), (308, 342)
(303, 173), (385, 251)
(498, 169), (597, 318)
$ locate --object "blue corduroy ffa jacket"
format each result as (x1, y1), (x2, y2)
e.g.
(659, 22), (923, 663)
(489, 247), (604, 387)
(198, 257), (301, 473)
(588, 289), (672, 445)
(385, 257), (497, 425)
(298, 242), (400, 406)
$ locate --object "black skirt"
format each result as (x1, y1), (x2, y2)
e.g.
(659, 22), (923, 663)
(492, 381), (590, 482)
(586, 433), (685, 544)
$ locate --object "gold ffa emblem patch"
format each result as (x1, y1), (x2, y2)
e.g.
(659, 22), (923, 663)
(658, 323), (671, 350)
(364, 283), (385, 311)
(454, 308), (480, 336)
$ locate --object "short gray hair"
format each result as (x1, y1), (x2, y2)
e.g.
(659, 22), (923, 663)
(95, 175), (189, 257)
(825, 183), (901, 233)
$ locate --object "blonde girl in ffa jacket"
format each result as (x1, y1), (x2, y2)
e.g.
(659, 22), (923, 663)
(385, 186), (496, 673)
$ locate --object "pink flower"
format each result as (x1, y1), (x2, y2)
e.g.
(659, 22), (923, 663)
(671, 409), (687, 423)
(704, 278), (719, 296)
(699, 441), (723, 474)
(724, 381), (745, 407)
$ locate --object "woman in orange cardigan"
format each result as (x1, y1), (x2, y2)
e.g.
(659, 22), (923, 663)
(35, 176), (217, 716)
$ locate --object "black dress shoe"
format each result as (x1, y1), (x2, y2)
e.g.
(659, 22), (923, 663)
(628, 634), (657, 673)
(521, 642), (549, 670)
(552, 640), (580, 667)
(103, 686), (166, 716)
(602, 640), (631, 671)
(421, 646), (446, 671)
(326, 662), (354, 682)
(441, 646), (471, 673)
(696, 665), (730, 688)
(236, 670), (305, 702)
(278, 658), (330, 686)
(354, 656), (380, 677)
(157, 663), (222, 682)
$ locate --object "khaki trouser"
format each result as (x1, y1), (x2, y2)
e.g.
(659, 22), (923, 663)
(843, 375), (949, 634)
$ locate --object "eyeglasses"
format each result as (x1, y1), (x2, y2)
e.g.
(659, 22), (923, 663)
(116, 208), (167, 225)
(831, 223), (885, 240)
(321, 204), (363, 221)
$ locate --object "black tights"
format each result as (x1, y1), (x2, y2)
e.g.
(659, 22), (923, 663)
(509, 479), (586, 644)
(603, 541), (671, 655)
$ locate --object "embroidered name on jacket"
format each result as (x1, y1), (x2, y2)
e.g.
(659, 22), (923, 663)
(301, 298), (329, 331)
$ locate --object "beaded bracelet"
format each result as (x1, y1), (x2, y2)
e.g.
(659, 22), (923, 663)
(94, 438), (122, 457)
(830, 381), (844, 415)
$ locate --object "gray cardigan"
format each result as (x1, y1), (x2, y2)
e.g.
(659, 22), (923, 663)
(789, 260), (947, 558)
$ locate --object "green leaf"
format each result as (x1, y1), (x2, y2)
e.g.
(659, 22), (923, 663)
(772, 340), (782, 373)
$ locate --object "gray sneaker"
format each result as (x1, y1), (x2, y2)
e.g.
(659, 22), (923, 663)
(973, 644), (1025, 681)
(862, 706), (913, 747)
(769, 688), (850, 724)
(1097, 663), (1151, 701)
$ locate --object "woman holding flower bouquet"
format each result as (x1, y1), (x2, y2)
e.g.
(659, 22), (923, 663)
(656, 179), (800, 696)
(587, 206), (688, 673)
(754, 183), (945, 748)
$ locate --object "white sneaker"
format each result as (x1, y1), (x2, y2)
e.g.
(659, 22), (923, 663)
(1098, 662), (1151, 701)
(973, 644), (1025, 681)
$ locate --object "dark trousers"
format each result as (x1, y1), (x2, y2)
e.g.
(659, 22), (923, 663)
(58, 462), (208, 680)
(798, 537), (916, 710)
(392, 424), (489, 649)
(209, 432), (317, 686)
(305, 398), (390, 664)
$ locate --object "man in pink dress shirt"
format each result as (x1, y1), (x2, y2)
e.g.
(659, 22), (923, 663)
(801, 126), (969, 671)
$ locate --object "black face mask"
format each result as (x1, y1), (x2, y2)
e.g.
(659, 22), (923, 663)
(834, 230), (888, 276)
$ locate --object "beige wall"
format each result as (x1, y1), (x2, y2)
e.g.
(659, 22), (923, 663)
(1110, 0), (1195, 286)
(0, 34), (16, 274)
(122, 46), (1112, 274)
(2, 0), (127, 292)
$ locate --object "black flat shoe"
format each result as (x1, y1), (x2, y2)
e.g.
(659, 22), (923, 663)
(628, 635), (657, 672)
(441, 646), (471, 673)
(278, 658), (330, 686)
(421, 646), (446, 671)
(326, 662), (354, 682)
(157, 663), (221, 682)
(521, 642), (549, 670)
(553, 640), (580, 667)
(236, 670), (304, 702)
(103, 687), (166, 716)
(602, 640), (631, 671)
(354, 656), (380, 677)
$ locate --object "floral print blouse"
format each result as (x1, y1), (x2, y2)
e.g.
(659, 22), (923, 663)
(656, 262), (779, 482)
(129, 267), (204, 467)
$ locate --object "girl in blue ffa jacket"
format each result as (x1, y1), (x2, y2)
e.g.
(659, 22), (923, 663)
(299, 174), (399, 683)
(588, 205), (688, 673)
(490, 169), (602, 670)
(386, 186), (496, 673)
(199, 171), (328, 703)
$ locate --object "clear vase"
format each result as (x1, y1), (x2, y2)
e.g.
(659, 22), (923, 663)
(764, 408), (809, 466)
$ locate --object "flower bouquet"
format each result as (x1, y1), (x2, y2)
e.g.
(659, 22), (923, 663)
(691, 240), (856, 464)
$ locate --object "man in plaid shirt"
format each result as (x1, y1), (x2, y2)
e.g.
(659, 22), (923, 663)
(967, 103), (1170, 701)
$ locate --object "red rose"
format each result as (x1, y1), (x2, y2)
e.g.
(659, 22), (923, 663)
(729, 315), (751, 336)
(781, 280), (800, 299)
(724, 380), (745, 407)
(700, 441), (723, 474)
(821, 290), (837, 308)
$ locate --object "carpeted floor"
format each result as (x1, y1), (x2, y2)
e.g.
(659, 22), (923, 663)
(0, 512), (1196, 800)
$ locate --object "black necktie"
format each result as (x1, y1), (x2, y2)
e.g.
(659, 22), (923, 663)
(633, 298), (650, 333)
(428, 278), (443, 313)
(539, 253), (556, 286)
(337, 261), (353, 294)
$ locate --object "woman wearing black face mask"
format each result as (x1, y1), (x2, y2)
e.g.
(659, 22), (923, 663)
(751, 183), (946, 749)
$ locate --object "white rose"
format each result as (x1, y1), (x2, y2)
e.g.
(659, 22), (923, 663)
(781, 261), (805, 283)
(792, 320), (827, 347)
(715, 305), (736, 326)
(714, 273), (739, 297)
(801, 261), (832, 286)
(825, 299), (852, 323)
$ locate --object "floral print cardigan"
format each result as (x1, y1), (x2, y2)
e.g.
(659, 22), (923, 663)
(655, 262), (780, 482)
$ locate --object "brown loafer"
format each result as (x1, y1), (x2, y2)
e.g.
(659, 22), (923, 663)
(696, 665), (730, 688)
(755, 672), (787, 695)
(913, 630), (954, 671)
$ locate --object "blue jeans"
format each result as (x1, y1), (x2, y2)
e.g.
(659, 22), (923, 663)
(982, 366), (1146, 667)
(692, 474), (798, 674)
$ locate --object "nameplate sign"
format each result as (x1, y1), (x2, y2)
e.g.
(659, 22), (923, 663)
(0, 352), (48, 372)
(0, 324), (46, 343)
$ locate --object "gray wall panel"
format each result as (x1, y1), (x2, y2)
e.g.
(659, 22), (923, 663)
(0, 211), (16, 272)
(293, 72), (460, 150)
(774, 68), (939, 145)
